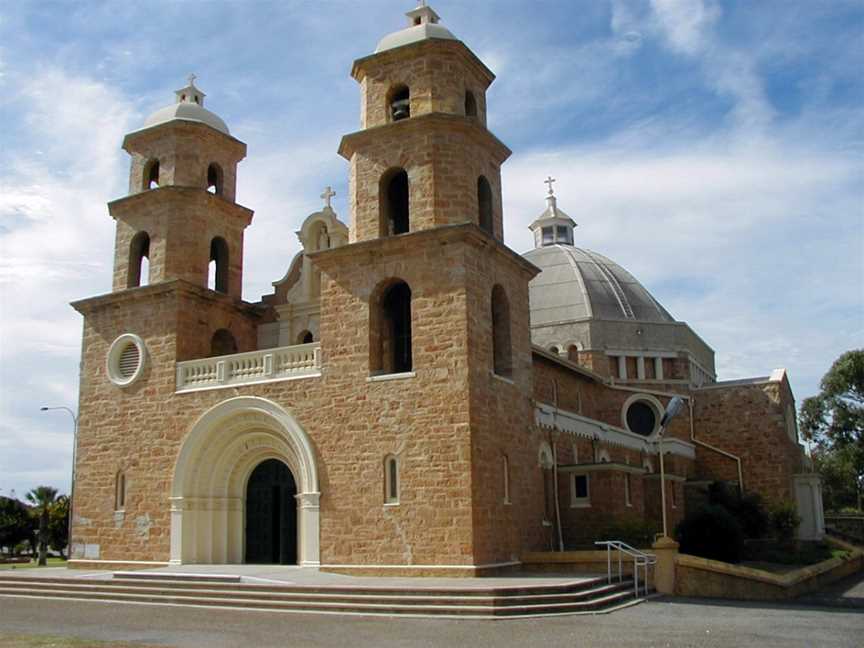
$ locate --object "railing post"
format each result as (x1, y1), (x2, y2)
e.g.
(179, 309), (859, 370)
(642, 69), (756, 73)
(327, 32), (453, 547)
(264, 353), (274, 377)
(606, 545), (611, 584)
(176, 365), (184, 390)
(216, 361), (226, 383)
(634, 558), (639, 597)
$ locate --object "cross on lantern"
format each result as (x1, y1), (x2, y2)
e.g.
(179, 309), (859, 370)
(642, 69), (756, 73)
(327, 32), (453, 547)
(544, 176), (556, 196)
(320, 186), (336, 209)
(187, 73), (197, 86)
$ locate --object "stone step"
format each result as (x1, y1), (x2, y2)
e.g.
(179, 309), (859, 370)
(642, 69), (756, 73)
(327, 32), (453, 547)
(0, 585), (641, 617)
(0, 580), (631, 608)
(112, 571), (242, 583)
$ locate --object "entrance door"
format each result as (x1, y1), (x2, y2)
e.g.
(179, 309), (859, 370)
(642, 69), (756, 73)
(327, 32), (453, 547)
(245, 459), (297, 564)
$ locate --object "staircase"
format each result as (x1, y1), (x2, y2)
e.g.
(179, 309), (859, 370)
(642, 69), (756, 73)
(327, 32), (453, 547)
(0, 572), (648, 618)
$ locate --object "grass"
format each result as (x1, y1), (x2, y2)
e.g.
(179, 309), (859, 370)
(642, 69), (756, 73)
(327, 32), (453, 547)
(742, 541), (850, 570)
(0, 557), (67, 571)
(0, 635), (165, 648)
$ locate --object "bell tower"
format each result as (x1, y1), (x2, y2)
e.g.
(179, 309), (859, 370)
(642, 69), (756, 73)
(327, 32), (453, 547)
(108, 76), (253, 299)
(338, 3), (510, 242)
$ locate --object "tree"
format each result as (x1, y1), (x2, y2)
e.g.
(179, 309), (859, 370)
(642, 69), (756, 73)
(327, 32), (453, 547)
(0, 496), (34, 556)
(811, 445), (859, 512)
(26, 486), (59, 566)
(47, 495), (69, 559)
(800, 349), (864, 510)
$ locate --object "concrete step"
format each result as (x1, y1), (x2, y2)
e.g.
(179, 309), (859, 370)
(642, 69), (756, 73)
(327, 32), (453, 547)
(0, 577), (646, 618)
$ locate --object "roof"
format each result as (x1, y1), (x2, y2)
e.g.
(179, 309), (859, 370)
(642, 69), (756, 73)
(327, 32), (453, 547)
(144, 102), (230, 135)
(523, 244), (676, 325)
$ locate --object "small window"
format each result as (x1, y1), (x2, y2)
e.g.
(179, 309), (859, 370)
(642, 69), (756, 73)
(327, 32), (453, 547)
(210, 329), (237, 357)
(542, 226), (554, 246)
(556, 225), (571, 245)
(388, 85), (410, 122)
(115, 471), (126, 511)
(371, 280), (413, 375)
(144, 159), (160, 190)
(465, 91), (478, 117)
(127, 231), (150, 288)
(570, 474), (590, 507)
(209, 237), (229, 293)
(549, 346), (559, 355)
(106, 334), (147, 387)
(624, 473), (632, 507)
(502, 454), (511, 505)
(380, 168), (410, 236)
(491, 285), (512, 378)
(384, 455), (399, 504)
(477, 176), (493, 235)
(207, 163), (223, 195)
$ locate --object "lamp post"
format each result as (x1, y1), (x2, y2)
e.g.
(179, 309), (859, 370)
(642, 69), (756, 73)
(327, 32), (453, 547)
(40, 406), (78, 559)
(657, 396), (685, 538)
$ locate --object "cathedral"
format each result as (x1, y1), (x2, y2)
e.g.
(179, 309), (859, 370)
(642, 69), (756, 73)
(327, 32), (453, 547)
(68, 4), (823, 574)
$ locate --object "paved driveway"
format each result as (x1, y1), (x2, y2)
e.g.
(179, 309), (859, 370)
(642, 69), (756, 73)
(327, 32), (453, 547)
(1, 595), (861, 648)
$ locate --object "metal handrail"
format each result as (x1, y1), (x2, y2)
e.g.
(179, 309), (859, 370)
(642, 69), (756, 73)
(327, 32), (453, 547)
(595, 540), (656, 597)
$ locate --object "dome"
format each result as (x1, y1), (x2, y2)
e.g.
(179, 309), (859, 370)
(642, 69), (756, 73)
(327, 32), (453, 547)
(523, 245), (675, 325)
(375, 3), (457, 53)
(144, 102), (230, 135)
(142, 75), (230, 135)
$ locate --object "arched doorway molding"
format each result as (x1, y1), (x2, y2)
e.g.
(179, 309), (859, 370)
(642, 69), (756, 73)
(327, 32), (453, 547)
(170, 396), (320, 566)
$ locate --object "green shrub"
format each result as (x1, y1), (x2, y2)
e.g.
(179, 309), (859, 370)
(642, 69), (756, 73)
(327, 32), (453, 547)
(770, 502), (801, 542)
(675, 505), (745, 563)
(707, 482), (770, 539)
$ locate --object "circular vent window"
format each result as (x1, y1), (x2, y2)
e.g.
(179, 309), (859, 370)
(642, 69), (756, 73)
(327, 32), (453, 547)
(107, 334), (147, 387)
(625, 399), (659, 437)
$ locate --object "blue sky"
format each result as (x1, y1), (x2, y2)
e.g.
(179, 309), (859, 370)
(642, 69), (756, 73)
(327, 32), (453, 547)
(1, 0), (862, 499)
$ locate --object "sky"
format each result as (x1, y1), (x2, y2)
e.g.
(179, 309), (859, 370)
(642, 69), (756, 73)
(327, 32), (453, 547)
(0, 0), (862, 500)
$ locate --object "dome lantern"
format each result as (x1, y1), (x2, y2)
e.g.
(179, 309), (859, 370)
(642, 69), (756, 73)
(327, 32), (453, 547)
(528, 176), (577, 248)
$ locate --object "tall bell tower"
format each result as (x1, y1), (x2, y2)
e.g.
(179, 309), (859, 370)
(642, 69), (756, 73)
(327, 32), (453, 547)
(109, 76), (253, 299)
(315, 4), (544, 569)
(338, 3), (510, 242)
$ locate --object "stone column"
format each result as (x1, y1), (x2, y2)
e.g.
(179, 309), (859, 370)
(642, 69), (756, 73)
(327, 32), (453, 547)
(651, 536), (679, 595)
(297, 491), (321, 567)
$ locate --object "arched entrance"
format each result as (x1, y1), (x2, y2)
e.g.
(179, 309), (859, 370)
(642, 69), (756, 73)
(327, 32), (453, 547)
(245, 459), (297, 564)
(170, 397), (320, 566)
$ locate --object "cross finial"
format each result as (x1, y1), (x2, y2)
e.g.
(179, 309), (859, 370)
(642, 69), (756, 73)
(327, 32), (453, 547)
(187, 73), (197, 86)
(320, 186), (336, 209)
(544, 176), (556, 196)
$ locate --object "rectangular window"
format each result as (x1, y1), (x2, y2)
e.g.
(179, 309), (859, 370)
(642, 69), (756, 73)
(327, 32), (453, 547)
(385, 456), (399, 505)
(555, 225), (569, 244)
(570, 474), (590, 508)
(542, 226), (554, 245)
(624, 473), (631, 507)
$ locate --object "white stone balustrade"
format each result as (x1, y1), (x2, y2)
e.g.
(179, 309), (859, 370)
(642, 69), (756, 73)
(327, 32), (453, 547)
(176, 343), (321, 392)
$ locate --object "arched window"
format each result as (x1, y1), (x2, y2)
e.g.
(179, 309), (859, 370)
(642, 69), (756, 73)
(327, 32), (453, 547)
(491, 285), (512, 377)
(143, 159), (159, 190)
(207, 163), (223, 195)
(380, 168), (409, 236)
(210, 329), (237, 357)
(115, 471), (126, 511)
(387, 85), (410, 122)
(371, 280), (412, 375)
(127, 231), (150, 288)
(549, 346), (559, 355)
(465, 91), (478, 118)
(384, 455), (400, 504)
(567, 345), (579, 362)
(477, 176), (493, 235)
(209, 236), (229, 293)
(297, 330), (314, 344)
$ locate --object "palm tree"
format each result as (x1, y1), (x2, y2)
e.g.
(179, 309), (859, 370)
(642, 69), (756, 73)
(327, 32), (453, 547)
(26, 486), (58, 566)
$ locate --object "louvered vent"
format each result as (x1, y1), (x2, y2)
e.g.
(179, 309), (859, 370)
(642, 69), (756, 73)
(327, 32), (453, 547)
(118, 343), (140, 378)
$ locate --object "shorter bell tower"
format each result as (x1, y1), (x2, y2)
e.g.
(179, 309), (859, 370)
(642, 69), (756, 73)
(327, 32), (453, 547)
(108, 76), (253, 299)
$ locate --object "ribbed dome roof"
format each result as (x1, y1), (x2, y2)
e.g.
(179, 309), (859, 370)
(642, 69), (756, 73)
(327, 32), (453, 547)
(375, 3), (457, 53)
(523, 245), (675, 325)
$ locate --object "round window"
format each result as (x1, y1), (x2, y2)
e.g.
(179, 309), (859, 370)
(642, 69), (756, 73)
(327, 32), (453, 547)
(106, 334), (147, 387)
(626, 400), (658, 437)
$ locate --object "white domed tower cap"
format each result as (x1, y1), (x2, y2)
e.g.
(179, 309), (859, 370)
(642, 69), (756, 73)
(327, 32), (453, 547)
(143, 74), (230, 135)
(375, 1), (457, 53)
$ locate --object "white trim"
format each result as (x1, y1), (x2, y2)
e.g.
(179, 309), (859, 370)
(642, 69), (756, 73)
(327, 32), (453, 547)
(367, 371), (417, 382)
(490, 371), (515, 385)
(106, 333), (147, 387)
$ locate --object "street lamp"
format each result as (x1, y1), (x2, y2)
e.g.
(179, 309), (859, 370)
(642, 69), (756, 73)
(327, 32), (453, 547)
(657, 396), (685, 538)
(40, 406), (78, 559)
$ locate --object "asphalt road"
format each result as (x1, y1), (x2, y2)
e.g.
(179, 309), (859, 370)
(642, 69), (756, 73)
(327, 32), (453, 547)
(1, 596), (862, 648)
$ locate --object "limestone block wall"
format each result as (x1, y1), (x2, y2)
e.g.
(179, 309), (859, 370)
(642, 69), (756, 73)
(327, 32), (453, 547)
(342, 116), (507, 243)
(124, 121), (246, 203)
(353, 40), (492, 130)
(110, 188), (252, 298)
(692, 377), (804, 503)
